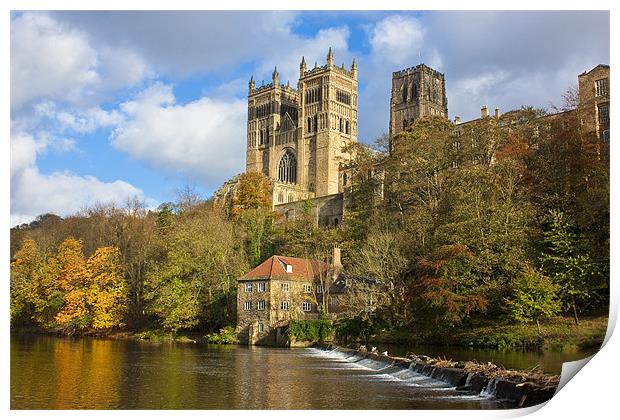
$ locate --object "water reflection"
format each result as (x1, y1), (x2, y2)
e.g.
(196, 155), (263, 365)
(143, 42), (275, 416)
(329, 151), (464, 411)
(12, 335), (513, 409)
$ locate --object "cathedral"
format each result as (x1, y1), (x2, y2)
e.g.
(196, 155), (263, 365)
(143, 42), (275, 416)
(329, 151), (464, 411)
(228, 48), (609, 226)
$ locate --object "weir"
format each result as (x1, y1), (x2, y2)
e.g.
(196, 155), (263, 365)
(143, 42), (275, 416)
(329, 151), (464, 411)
(315, 345), (557, 408)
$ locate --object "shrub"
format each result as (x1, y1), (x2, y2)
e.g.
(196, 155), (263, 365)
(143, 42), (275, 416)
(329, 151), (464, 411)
(205, 326), (239, 344)
(286, 318), (332, 343)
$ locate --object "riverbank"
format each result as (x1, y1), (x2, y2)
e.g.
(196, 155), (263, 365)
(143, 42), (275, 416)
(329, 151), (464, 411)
(371, 314), (608, 352)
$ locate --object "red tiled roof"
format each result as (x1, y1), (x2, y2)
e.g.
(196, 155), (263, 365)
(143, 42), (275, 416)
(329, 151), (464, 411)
(238, 255), (329, 281)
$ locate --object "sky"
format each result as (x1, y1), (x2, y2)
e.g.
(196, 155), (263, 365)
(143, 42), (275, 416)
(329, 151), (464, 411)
(9, 10), (610, 226)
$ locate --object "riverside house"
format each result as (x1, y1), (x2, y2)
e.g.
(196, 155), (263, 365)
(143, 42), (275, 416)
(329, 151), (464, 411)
(236, 247), (347, 345)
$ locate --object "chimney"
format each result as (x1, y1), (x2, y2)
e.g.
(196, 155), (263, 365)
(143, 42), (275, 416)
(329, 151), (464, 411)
(332, 246), (342, 280)
(481, 106), (489, 118)
(332, 246), (342, 268)
(454, 116), (461, 125)
(494, 107), (501, 120)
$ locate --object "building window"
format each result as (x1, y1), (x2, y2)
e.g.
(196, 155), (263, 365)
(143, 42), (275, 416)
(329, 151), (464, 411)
(316, 284), (323, 293)
(244, 283), (253, 292)
(258, 282), (266, 292)
(244, 301), (252, 311)
(278, 150), (297, 184)
(257, 300), (266, 310)
(452, 161), (458, 169)
(602, 130), (610, 142)
(280, 301), (289, 310)
(331, 296), (338, 306)
(302, 302), (312, 312)
(258, 323), (264, 332)
(599, 104), (609, 124)
(303, 284), (312, 293)
(595, 78), (609, 97)
(281, 283), (290, 292)
(278, 192), (283, 203)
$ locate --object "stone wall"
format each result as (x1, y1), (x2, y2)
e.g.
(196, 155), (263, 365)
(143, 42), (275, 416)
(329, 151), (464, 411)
(274, 192), (344, 227)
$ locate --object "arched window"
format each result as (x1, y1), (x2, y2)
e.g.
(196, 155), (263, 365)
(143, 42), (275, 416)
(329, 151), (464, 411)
(403, 85), (408, 102)
(345, 120), (350, 134)
(288, 194), (295, 203)
(314, 115), (318, 133)
(278, 150), (297, 184)
(307, 117), (312, 133)
(413, 83), (418, 99)
(278, 192), (284, 203)
(259, 130), (264, 145)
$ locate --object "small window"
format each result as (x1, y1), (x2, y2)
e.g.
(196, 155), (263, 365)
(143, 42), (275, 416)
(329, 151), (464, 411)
(333, 218), (339, 226)
(599, 104), (609, 124)
(278, 192), (284, 203)
(244, 283), (253, 293)
(302, 302), (312, 312)
(244, 301), (252, 311)
(258, 282), (266, 292)
(602, 130), (610, 142)
(285, 264), (293, 273)
(258, 323), (264, 332)
(316, 284), (323, 293)
(331, 296), (338, 306)
(303, 284), (312, 293)
(281, 283), (290, 292)
(280, 301), (289, 310)
(595, 78), (609, 97)
(257, 300), (266, 310)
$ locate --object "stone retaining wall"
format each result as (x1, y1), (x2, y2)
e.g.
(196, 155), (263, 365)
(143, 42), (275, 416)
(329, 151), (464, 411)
(317, 345), (556, 408)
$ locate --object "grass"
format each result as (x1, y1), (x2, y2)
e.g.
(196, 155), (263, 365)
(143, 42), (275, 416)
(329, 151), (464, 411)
(375, 314), (608, 352)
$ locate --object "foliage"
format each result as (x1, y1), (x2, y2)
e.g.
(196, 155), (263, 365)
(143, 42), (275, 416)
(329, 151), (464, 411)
(205, 326), (239, 344)
(506, 266), (561, 333)
(287, 317), (333, 343)
(231, 172), (272, 217)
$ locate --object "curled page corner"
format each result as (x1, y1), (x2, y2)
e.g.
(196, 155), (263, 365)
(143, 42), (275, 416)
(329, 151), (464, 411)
(556, 355), (594, 394)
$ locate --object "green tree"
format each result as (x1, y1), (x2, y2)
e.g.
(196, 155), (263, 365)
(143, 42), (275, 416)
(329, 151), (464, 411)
(506, 266), (561, 334)
(540, 210), (599, 325)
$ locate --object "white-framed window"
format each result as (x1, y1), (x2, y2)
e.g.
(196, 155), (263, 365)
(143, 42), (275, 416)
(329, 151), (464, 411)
(599, 104), (610, 124)
(281, 283), (290, 292)
(244, 301), (252, 311)
(257, 300), (266, 310)
(280, 301), (289, 310)
(302, 302), (312, 312)
(244, 283), (253, 293)
(316, 284), (323, 293)
(258, 323), (265, 332)
(603, 130), (610, 142)
(331, 296), (338, 306)
(258, 282), (266, 292)
(595, 78), (609, 97)
(303, 284), (312, 293)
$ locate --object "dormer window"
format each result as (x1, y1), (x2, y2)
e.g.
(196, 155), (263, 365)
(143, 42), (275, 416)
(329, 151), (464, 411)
(286, 264), (293, 273)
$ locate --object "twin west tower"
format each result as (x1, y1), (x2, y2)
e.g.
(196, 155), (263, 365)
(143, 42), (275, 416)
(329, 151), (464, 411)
(246, 49), (358, 205)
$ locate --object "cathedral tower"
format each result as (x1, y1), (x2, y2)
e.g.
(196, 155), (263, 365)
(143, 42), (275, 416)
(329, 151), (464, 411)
(246, 49), (358, 204)
(298, 48), (358, 197)
(389, 63), (448, 140)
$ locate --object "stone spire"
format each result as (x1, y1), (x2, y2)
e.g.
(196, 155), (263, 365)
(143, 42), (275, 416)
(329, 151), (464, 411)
(351, 58), (358, 79)
(249, 75), (255, 94)
(327, 47), (334, 68)
(300, 56), (307, 78)
(272, 66), (279, 86)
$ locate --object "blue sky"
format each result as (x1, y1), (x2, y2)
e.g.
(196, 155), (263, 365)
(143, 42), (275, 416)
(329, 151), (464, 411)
(10, 10), (609, 226)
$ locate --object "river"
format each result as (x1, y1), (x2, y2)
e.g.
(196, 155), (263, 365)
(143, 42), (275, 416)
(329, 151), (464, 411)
(10, 334), (588, 409)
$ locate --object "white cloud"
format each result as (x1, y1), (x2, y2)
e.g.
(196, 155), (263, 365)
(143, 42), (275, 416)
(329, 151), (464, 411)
(11, 12), (152, 110)
(110, 83), (247, 189)
(11, 13), (99, 110)
(369, 15), (426, 67)
(10, 130), (154, 226)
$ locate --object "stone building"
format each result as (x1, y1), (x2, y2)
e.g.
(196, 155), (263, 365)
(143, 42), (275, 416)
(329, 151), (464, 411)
(236, 247), (347, 345)
(245, 48), (358, 221)
(578, 64), (610, 143)
(389, 63), (448, 141)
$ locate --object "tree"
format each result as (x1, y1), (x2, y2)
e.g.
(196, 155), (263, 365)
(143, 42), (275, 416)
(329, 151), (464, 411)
(231, 172), (272, 217)
(540, 210), (599, 325)
(506, 266), (561, 334)
(86, 247), (127, 330)
(10, 239), (42, 326)
(413, 244), (488, 329)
